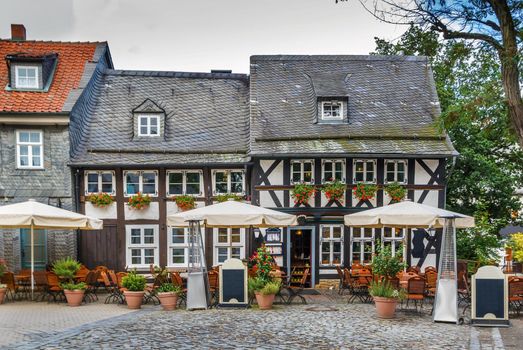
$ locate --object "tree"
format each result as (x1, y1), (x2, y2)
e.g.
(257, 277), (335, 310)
(357, 0), (523, 147)
(373, 25), (523, 260)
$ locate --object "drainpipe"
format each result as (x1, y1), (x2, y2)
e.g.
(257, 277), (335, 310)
(74, 168), (81, 260)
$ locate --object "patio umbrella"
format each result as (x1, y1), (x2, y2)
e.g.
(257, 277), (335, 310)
(344, 199), (475, 324)
(0, 199), (103, 298)
(167, 199), (298, 228)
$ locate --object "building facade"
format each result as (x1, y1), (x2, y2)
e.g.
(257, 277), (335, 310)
(0, 25), (113, 271)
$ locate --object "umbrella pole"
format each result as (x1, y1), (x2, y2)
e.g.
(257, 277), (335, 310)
(403, 226), (408, 271)
(30, 224), (34, 300)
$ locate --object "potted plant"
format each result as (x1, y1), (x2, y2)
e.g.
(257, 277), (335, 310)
(215, 193), (244, 202)
(291, 183), (316, 206)
(127, 192), (152, 210)
(322, 180), (346, 202)
(370, 246), (406, 318)
(122, 270), (147, 309)
(157, 283), (181, 311)
(172, 195), (196, 211)
(384, 182), (407, 203)
(0, 259), (7, 304)
(353, 183), (378, 202)
(52, 257), (86, 307)
(369, 280), (405, 319)
(87, 193), (114, 208)
(247, 247), (281, 310)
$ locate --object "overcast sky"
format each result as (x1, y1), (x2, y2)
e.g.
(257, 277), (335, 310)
(0, 0), (404, 73)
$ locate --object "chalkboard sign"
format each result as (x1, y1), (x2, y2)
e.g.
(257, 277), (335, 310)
(219, 258), (248, 308)
(471, 266), (509, 326)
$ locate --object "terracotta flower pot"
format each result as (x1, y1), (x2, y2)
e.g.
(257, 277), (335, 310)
(255, 292), (275, 310)
(158, 292), (178, 311)
(124, 291), (145, 309)
(373, 296), (398, 319)
(0, 288), (6, 304)
(64, 290), (85, 307)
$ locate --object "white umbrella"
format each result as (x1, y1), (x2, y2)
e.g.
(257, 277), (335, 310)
(167, 200), (298, 228)
(344, 200), (475, 229)
(0, 199), (103, 297)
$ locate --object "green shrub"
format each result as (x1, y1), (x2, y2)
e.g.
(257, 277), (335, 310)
(61, 282), (87, 291)
(0, 260), (6, 278)
(371, 245), (405, 278)
(369, 280), (405, 300)
(122, 270), (147, 292)
(156, 283), (181, 294)
(248, 277), (266, 295)
(52, 257), (81, 281)
(260, 281), (281, 295)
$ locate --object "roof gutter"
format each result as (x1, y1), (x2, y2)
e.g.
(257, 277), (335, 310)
(86, 148), (248, 155)
(255, 135), (447, 142)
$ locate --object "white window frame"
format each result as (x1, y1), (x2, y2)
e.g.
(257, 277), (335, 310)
(137, 114), (160, 137)
(126, 225), (159, 269)
(319, 224), (344, 267)
(16, 130), (43, 169)
(15, 65), (39, 89)
(167, 227), (206, 268)
(84, 171), (116, 195)
(321, 100), (343, 121)
(212, 169), (245, 195)
(123, 170), (158, 197)
(350, 227), (376, 265)
(213, 228), (245, 265)
(290, 160), (315, 184)
(381, 227), (405, 257)
(384, 159), (408, 184)
(321, 159), (346, 183)
(166, 170), (204, 196)
(353, 159), (377, 184)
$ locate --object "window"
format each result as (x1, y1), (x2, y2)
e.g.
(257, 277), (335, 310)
(213, 228), (245, 265)
(322, 159), (345, 183)
(212, 170), (245, 195)
(167, 170), (203, 196)
(85, 171), (115, 194)
(126, 225), (159, 268)
(353, 159), (376, 183)
(124, 171), (158, 196)
(137, 114), (160, 136)
(385, 160), (407, 184)
(168, 227), (206, 267)
(320, 225), (344, 266)
(16, 130), (43, 169)
(15, 65), (39, 89)
(381, 227), (405, 257)
(350, 227), (375, 265)
(291, 160), (314, 184)
(321, 101), (343, 120)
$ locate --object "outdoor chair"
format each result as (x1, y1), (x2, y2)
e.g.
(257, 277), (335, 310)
(351, 263), (364, 275)
(406, 266), (421, 274)
(143, 272), (162, 305)
(336, 265), (350, 295)
(116, 272), (128, 291)
(83, 271), (99, 302)
(508, 277), (523, 317)
(75, 265), (90, 282)
(46, 272), (64, 302)
(405, 276), (426, 314)
(33, 271), (49, 301)
(457, 271), (471, 313)
(284, 268), (309, 305)
(386, 277), (400, 290)
(170, 272), (187, 307)
(208, 270), (219, 307)
(343, 268), (367, 304)
(101, 271), (124, 304)
(424, 266), (437, 274)
(1, 271), (19, 301)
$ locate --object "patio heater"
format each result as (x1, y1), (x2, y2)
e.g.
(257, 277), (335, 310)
(186, 220), (210, 310)
(433, 217), (458, 324)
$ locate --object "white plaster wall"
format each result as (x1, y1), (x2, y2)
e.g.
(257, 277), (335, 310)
(260, 160), (284, 185)
(124, 202), (159, 220)
(85, 202), (117, 219)
(351, 193), (377, 208)
(321, 192), (346, 207)
(414, 159), (439, 184)
(259, 190), (284, 208)
(414, 190), (439, 208)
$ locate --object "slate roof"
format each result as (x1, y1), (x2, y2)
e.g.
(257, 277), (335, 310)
(70, 70), (250, 166)
(249, 55), (456, 156)
(0, 40), (108, 113)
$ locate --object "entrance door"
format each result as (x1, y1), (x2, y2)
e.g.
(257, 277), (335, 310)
(287, 227), (315, 287)
(20, 229), (47, 270)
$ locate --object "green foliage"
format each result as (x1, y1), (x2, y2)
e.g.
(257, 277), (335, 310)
(87, 193), (114, 207)
(251, 246), (274, 281)
(172, 195), (196, 211)
(127, 192), (152, 210)
(248, 277), (267, 294)
(52, 257), (81, 282)
(322, 180), (346, 201)
(507, 233), (523, 262)
(0, 260), (6, 278)
(291, 183), (316, 205)
(61, 282), (87, 291)
(374, 24), (523, 259)
(353, 183), (378, 201)
(156, 283), (181, 294)
(122, 270), (147, 292)
(384, 182), (407, 203)
(372, 245), (405, 278)
(369, 280), (406, 300)
(260, 281), (281, 295)
(215, 193), (244, 202)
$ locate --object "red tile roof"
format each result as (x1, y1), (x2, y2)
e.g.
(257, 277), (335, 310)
(0, 40), (99, 113)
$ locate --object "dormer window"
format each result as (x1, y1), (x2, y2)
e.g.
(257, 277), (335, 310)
(321, 101), (343, 121)
(138, 114), (160, 137)
(15, 65), (39, 89)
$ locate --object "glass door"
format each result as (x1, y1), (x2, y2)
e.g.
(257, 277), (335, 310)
(20, 229), (47, 270)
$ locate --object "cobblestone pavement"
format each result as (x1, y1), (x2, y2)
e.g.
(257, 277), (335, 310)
(2, 292), (521, 349)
